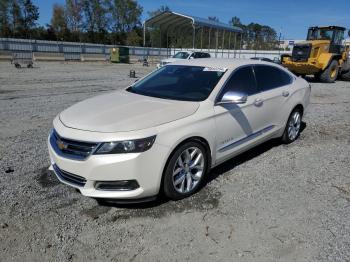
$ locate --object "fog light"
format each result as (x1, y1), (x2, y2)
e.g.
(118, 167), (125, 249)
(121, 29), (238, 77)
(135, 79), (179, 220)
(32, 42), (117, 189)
(95, 180), (139, 191)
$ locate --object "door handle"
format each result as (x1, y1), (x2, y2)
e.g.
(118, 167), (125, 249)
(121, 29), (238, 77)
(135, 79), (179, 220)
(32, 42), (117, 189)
(282, 91), (290, 97)
(254, 98), (263, 107)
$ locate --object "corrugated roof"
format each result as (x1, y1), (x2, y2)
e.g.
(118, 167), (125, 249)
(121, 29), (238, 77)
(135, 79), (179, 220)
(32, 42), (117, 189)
(144, 11), (243, 33)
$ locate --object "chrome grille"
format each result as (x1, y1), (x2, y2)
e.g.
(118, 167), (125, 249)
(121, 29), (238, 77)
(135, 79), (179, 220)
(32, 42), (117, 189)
(52, 164), (86, 187)
(50, 129), (99, 160)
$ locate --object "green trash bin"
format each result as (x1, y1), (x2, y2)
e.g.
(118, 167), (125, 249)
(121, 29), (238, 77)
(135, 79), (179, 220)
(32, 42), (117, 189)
(119, 47), (129, 63)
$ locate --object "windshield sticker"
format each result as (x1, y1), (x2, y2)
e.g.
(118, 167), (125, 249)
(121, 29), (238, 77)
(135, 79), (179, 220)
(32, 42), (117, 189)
(203, 67), (227, 72)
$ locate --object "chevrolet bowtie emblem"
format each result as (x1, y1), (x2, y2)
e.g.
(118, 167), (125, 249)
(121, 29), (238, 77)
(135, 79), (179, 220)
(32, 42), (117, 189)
(57, 139), (68, 150)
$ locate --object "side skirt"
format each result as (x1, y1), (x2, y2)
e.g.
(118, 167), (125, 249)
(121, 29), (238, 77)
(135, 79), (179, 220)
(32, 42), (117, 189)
(218, 125), (275, 153)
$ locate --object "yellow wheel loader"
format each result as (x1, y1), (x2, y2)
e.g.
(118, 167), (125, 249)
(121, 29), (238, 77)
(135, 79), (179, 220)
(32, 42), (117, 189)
(282, 26), (350, 82)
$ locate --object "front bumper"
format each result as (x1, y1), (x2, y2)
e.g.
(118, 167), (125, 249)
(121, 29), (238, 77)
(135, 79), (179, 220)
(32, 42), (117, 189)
(48, 133), (170, 200)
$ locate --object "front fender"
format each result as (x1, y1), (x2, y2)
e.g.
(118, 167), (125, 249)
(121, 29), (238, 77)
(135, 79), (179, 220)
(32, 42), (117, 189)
(319, 53), (341, 70)
(318, 53), (333, 70)
(155, 111), (217, 168)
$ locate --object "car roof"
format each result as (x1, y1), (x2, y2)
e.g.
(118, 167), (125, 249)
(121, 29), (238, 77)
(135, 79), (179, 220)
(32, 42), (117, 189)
(175, 51), (209, 54)
(170, 58), (280, 70)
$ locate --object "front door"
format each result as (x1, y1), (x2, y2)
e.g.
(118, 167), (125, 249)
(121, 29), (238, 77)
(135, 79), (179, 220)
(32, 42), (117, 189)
(214, 66), (270, 162)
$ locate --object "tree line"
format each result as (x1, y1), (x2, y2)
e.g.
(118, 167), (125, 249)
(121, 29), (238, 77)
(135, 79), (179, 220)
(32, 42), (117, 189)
(229, 16), (279, 50)
(0, 1), (280, 50)
(0, 0), (144, 45)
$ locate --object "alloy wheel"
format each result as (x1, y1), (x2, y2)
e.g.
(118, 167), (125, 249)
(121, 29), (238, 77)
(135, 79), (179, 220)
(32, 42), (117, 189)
(287, 111), (301, 140)
(172, 147), (204, 194)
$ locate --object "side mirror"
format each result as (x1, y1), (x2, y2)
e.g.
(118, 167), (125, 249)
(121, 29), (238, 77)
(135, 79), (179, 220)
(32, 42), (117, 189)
(216, 91), (248, 105)
(348, 30), (350, 37)
(189, 56), (194, 60)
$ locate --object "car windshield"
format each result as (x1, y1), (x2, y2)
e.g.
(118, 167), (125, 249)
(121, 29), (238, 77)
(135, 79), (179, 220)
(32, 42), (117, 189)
(172, 52), (190, 59)
(127, 65), (226, 102)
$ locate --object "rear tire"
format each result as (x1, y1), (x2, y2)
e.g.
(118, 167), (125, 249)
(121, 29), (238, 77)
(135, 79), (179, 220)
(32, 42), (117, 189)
(341, 70), (350, 81)
(281, 108), (303, 144)
(163, 141), (208, 200)
(319, 60), (339, 83)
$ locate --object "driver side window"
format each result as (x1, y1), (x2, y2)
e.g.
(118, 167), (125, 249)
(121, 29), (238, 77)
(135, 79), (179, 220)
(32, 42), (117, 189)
(217, 66), (258, 101)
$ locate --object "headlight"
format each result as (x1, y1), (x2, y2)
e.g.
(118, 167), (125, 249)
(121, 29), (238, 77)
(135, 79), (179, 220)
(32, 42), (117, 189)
(94, 136), (156, 154)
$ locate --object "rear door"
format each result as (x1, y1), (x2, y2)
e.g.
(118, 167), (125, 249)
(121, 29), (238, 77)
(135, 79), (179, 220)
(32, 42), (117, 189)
(253, 65), (294, 130)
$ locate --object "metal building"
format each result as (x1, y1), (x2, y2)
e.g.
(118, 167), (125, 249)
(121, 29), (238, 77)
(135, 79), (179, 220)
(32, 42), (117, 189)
(143, 11), (243, 57)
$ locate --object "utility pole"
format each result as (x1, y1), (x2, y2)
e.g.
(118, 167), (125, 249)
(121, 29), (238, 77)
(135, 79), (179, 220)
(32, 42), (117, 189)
(278, 27), (282, 56)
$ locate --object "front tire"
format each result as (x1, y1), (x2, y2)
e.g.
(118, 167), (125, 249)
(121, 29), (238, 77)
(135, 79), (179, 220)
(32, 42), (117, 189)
(319, 60), (339, 83)
(163, 141), (208, 200)
(281, 109), (302, 144)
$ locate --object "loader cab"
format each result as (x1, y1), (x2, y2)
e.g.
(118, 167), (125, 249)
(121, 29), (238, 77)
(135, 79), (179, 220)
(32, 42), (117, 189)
(307, 26), (346, 54)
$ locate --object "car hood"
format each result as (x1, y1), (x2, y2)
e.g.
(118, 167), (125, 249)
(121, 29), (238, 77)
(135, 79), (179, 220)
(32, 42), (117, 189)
(161, 58), (182, 63)
(59, 90), (199, 132)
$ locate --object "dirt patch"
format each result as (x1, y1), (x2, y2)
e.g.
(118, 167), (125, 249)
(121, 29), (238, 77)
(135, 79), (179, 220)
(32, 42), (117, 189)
(36, 166), (60, 188)
(103, 187), (221, 221)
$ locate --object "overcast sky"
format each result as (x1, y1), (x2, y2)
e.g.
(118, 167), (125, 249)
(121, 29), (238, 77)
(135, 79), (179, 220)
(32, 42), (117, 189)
(33, 0), (350, 40)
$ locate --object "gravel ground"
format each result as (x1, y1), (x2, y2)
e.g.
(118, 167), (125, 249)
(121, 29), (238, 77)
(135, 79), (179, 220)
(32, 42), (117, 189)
(0, 61), (349, 262)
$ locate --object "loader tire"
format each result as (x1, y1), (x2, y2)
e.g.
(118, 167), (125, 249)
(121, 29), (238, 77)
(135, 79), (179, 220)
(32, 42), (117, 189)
(341, 70), (350, 81)
(319, 60), (339, 83)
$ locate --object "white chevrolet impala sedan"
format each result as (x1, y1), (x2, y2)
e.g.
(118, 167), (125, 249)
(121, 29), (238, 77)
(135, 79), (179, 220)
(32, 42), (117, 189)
(48, 59), (310, 202)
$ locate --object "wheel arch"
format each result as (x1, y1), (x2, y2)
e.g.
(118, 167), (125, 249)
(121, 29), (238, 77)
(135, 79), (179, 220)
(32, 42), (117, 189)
(165, 136), (212, 170)
(293, 103), (304, 116)
(282, 103), (304, 133)
(322, 54), (341, 70)
(322, 54), (342, 70)
(159, 136), (212, 194)
(280, 103), (303, 143)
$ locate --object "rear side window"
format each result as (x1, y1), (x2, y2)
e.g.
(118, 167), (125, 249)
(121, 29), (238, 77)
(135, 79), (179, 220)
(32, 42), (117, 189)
(254, 65), (292, 91)
(218, 66), (258, 100)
